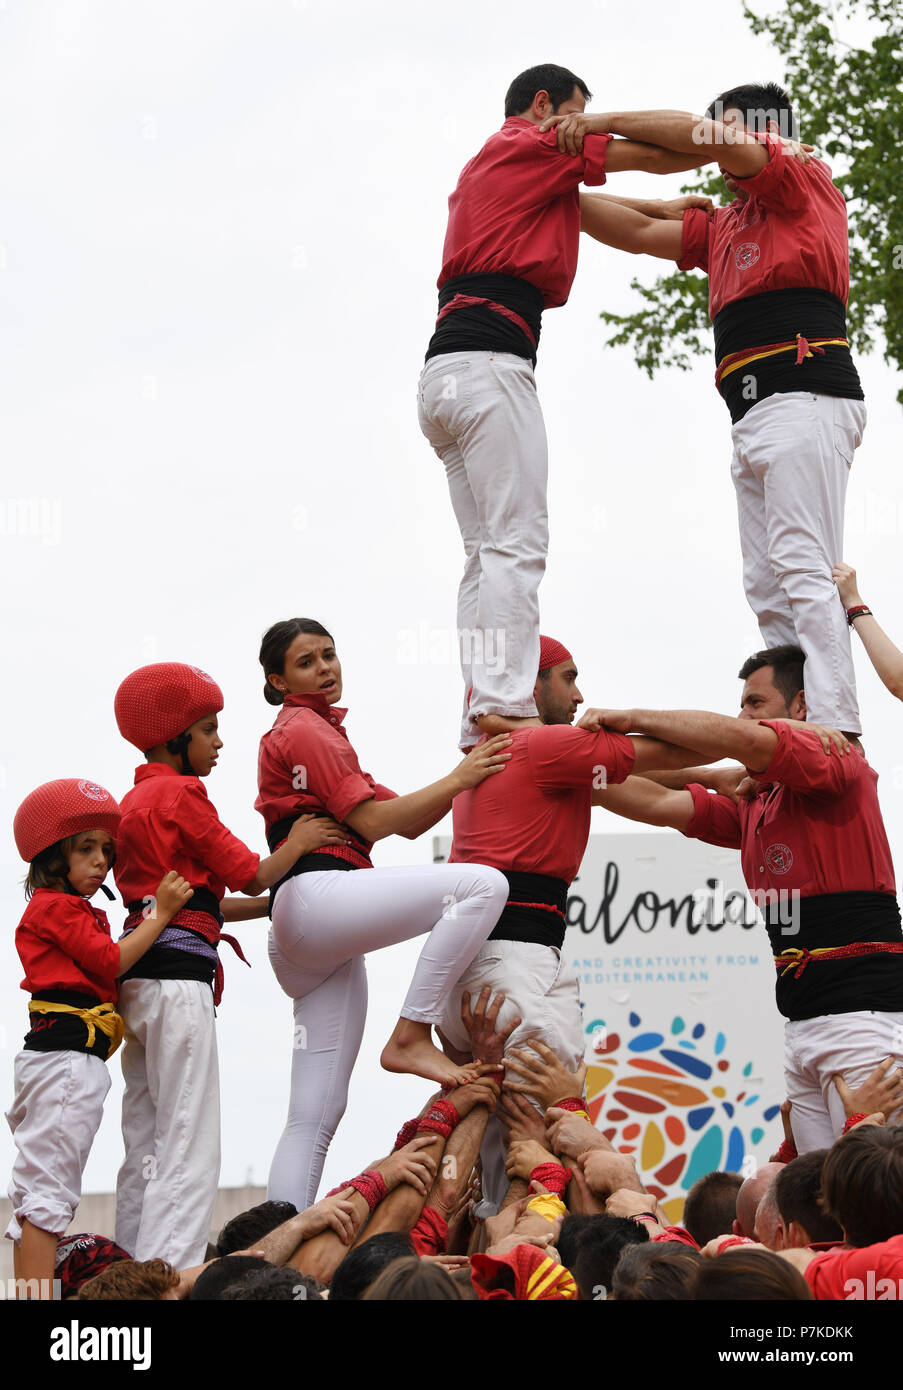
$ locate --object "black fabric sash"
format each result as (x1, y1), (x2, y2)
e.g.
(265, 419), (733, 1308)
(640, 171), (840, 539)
(489, 870), (568, 951)
(713, 287), (863, 423)
(426, 273), (544, 366)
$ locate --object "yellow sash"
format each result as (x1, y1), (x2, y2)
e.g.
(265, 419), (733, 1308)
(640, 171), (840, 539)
(29, 999), (124, 1056)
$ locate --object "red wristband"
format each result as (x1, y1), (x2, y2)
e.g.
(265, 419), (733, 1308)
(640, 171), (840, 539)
(326, 1169), (387, 1211)
(417, 1098), (461, 1139)
(842, 1112), (868, 1134)
(394, 1117), (420, 1151)
(529, 1162), (569, 1199)
(552, 1095), (586, 1117)
(776, 1138), (798, 1163)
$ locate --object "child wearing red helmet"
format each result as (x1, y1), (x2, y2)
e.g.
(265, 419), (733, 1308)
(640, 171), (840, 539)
(112, 662), (346, 1269)
(6, 778), (191, 1297)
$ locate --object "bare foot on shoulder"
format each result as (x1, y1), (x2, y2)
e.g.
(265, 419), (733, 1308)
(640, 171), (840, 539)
(475, 714), (541, 736)
(381, 1019), (481, 1086)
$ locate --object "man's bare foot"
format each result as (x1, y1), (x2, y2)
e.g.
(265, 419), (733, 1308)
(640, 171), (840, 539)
(475, 714), (541, 737)
(381, 1019), (481, 1086)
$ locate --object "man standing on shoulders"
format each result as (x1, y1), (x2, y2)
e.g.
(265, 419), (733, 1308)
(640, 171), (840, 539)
(564, 85), (865, 737)
(419, 64), (712, 750)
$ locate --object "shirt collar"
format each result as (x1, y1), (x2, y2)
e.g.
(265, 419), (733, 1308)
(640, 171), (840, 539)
(134, 762), (186, 784)
(282, 691), (348, 727)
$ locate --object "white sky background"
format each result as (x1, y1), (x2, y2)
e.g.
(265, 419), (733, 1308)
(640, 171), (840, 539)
(1, 0), (901, 1200)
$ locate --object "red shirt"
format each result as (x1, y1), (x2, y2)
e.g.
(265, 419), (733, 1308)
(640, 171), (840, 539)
(805, 1235), (903, 1300)
(684, 723), (896, 899)
(114, 763), (260, 905)
(678, 137), (850, 318)
(450, 724), (635, 881)
(255, 693), (396, 866)
(439, 117), (611, 309)
(16, 889), (121, 1001)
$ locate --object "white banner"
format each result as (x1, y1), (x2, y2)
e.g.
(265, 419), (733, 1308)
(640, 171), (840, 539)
(436, 832), (785, 1223)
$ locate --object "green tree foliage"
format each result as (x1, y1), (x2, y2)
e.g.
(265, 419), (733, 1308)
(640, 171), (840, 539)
(600, 0), (903, 400)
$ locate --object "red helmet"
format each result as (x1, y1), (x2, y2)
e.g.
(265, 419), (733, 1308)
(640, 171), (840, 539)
(114, 662), (224, 751)
(14, 779), (121, 863)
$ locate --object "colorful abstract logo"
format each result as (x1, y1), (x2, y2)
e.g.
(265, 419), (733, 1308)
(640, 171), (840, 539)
(583, 1010), (781, 1224)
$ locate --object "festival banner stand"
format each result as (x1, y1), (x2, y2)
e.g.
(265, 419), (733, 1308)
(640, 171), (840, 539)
(435, 832), (785, 1223)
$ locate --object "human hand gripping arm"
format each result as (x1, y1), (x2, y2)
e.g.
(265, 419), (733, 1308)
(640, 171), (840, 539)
(240, 813), (351, 895)
(288, 1135), (441, 1281)
(591, 192), (714, 220)
(834, 562), (903, 701)
(593, 709), (780, 774)
(424, 1077), (501, 1230)
(117, 871), (193, 975)
(503, 1041), (587, 1113)
(544, 109), (811, 178)
(342, 735), (512, 843)
(348, 1133), (446, 1244)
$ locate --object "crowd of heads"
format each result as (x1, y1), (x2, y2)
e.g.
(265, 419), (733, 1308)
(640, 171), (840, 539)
(56, 1004), (903, 1301)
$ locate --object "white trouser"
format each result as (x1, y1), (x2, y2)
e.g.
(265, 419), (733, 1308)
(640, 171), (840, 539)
(114, 979), (221, 1268)
(266, 862), (508, 1210)
(783, 1009), (903, 1153)
(730, 392), (866, 734)
(418, 351), (549, 749)
(440, 938), (585, 1212)
(5, 1050), (110, 1242)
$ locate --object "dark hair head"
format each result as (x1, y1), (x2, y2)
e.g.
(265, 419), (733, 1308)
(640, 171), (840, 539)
(504, 64), (591, 119)
(774, 1150), (842, 1245)
(691, 1247), (812, 1300)
(215, 1200), (298, 1257)
(259, 618), (334, 706)
(706, 82), (798, 140)
(821, 1124), (903, 1247)
(557, 1213), (600, 1271)
(738, 644), (806, 709)
(611, 1242), (703, 1301)
(77, 1257), (179, 1301)
(25, 832), (115, 900)
(570, 1214), (648, 1298)
(361, 1256), (463, 1301)
(329, 1232), (416, 1301)
(189, 1255), (273, 1301)
(219, 1266), (323, 1301)
(682, 1170), (745, 1248)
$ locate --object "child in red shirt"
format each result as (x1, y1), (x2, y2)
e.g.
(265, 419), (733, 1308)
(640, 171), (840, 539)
(112, 662), (346, 1268)
(6, 778), (190, 1296)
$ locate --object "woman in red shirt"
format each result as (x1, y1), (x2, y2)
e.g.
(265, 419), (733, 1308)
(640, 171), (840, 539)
(256, 617), (511, 1209)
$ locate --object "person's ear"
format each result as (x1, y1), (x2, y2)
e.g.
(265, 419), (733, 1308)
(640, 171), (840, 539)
(790, 689), (807, 720)
(786, 1220), (808, 1250)
(533, 89), (551, 121)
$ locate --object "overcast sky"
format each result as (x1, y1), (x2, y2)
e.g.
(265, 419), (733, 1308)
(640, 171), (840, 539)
(1, 0), (900, 1200)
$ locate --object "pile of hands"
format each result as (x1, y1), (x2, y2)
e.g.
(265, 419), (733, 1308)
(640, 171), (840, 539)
(449, 985), (664, 1261)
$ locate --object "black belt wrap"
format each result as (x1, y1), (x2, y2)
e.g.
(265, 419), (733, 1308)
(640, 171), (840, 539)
(489, 871), (568, 951)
